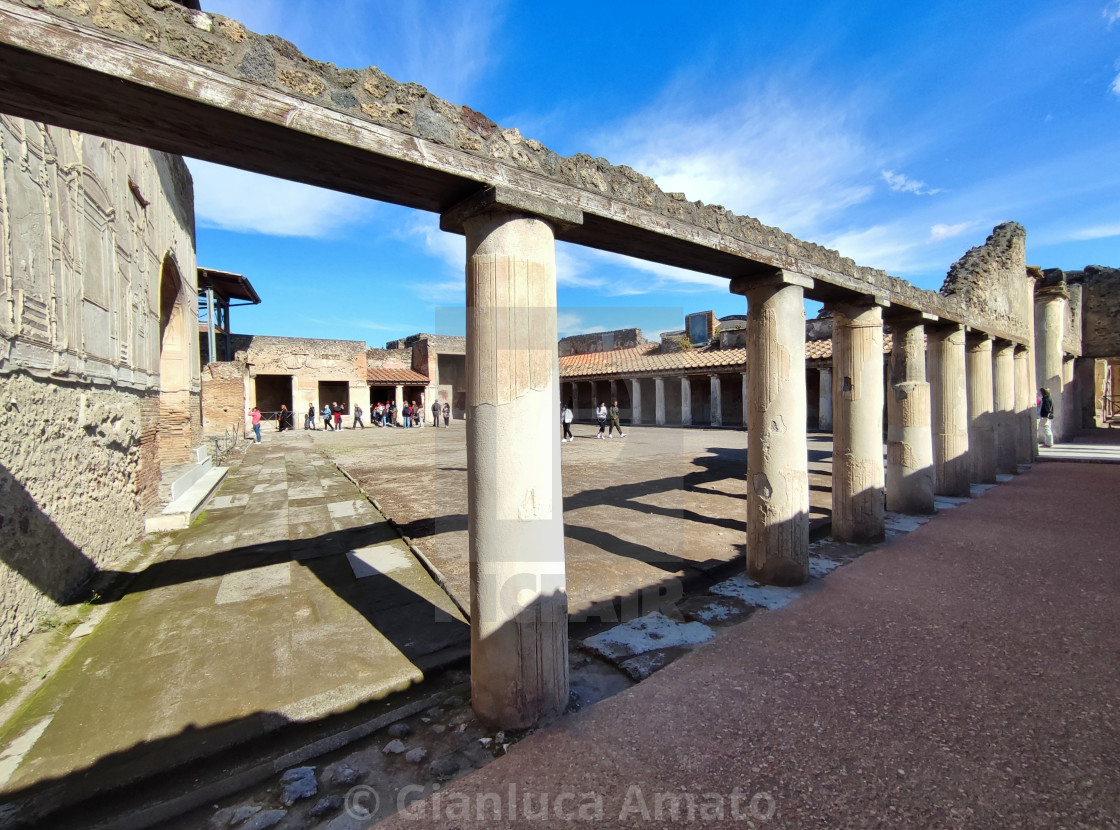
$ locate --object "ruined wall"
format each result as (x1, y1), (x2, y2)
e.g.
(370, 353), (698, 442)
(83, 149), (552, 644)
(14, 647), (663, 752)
(558, 329), (646, 356)
(242, 335), (367, 415)
(1064, 283), (1083, 357)
(200, 360), (246, 438)
(367, 346), (413, 370)
(0, 116), (196, 653)
(1068, 266), (1119, 358)
(940, 223), (1032, 343)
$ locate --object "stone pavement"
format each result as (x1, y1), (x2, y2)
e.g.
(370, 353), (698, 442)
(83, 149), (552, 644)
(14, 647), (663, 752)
(376, 456), (1120, 829)
(325, 423), (834, 622)
(0, 436), (467, 823)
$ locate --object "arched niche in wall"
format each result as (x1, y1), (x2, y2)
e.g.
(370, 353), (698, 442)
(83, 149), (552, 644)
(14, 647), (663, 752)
(157, 251), (192, 466)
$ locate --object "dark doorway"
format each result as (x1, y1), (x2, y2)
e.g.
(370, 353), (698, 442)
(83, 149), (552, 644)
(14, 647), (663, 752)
(254, 374), (292, 415)
(318, 380), (351, 414)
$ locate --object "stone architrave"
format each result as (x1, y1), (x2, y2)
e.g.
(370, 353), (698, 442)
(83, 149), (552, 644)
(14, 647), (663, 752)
(681, 377), (692, 426)
(966, 334), (996, 484)
(1034, 287), (1066, 442)
(992, 340), (1017, 475)
(732, 273), (810, 585)
(630, 378), (642, 424)
(830, 300), (885, 543)
(654, 377), (666, 426)
(1013, 347), (1034, 464)
(457, 205), (570, 730)
(710, 374), (722, 427)
(928, 324), (971, 497)
(818, 367), (833, 431)
(885, 318), (934, 514)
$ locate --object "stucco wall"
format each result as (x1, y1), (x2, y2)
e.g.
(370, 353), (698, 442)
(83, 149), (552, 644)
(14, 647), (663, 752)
(0, 117), (196, 653)
(1068, 266), (1119, 359)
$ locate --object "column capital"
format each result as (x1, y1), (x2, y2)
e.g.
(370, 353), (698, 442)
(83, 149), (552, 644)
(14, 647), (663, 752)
(729, 269), (813, 295)
(440, 185), (584, 234)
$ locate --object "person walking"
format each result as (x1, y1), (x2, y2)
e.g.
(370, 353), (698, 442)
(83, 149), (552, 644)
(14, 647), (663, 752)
(415, 401), (425, 428)
(1038, 387), (1055, 447)
(595, 402), (608, 439)
(331, 401), (343, 431)
(353, 404), (365, 429)
(442, 401), (450, 427)
(251, 406), (262, 444)
(432, 399), (441, 428)
(322, 403), (333, 431)
(403, 401), (413, 428)
(388, 400), (398, 426)
(305, 403), (316, 430)
(562, 403), (574, 442)
(608, 400), (626, 438)
(278, 404), (291, 432)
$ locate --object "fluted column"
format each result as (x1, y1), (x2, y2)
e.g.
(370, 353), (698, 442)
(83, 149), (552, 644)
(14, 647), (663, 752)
(1062, 356), (1076, 441)
(929, 325), (970, 495)
(1014, 347), (1034, 464)
(741, 371), (748, 428)
(448, 198), (571, 729)
(993, 340), (1017, 475)
(631, 378), (642, 425)
(733, 273), (810, 585)
(710, 374), (723, 427)
(885, 318), (934, 514)
(654, 377), (666, 425)
(966, 334), (996, 484)
(681, 376), (692, 426)
(818, 367), (833, 431)
(830, 300), (885, 542)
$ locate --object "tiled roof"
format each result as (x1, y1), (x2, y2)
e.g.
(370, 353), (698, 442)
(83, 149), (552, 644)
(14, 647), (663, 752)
(559, 335), (894, 378)
(368, 367), (429, 384)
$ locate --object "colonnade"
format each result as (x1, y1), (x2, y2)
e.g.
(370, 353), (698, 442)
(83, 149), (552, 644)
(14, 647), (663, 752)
(440, 190), (1038, 732)
(561, 373), (750, 429)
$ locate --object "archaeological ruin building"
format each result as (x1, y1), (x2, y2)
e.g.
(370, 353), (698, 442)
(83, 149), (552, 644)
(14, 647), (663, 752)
(0, 0), (1118, 737)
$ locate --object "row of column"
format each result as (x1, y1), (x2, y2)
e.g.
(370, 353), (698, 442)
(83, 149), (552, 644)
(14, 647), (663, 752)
(731, 275), (1038, 590)
(441, 189), (1039, 733)
(563, 375), (749, 428)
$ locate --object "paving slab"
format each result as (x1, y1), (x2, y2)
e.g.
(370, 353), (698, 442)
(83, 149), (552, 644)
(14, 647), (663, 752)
(376, 459), (1120, 829)
(0, 438), (468, 825)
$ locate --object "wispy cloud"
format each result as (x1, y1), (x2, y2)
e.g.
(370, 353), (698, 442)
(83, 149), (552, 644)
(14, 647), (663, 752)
(1062, 222), (1120, 241)
(1105, 0), (1120, 27)
(929, 221), (978, 241)
(186, 160), (371, 238)
(1111, 61), (1120, 98)
(556, 313), (606, 338)
(882, 170), (942, 196)
(592, 82), (877, 238)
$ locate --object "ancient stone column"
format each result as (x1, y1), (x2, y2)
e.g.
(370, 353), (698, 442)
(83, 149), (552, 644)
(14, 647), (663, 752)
(928, 325), (970, 496)
(1014, 347), (1034, 465)
(710, 374), (723, 427)
(741, 371), (748, 428)
(732, 273), (811, 585)
(818, 367), (833, 431)
(1034, 286), (1066, 442)
(609, 379), (617, 410)
(966, 334), (996, 484)
(443, 188), (580, 730)
(654, 377), (666, 425)
(830, 300), (885, 543)
(992, 340), (1017, 475)
(631, 378), (642, 425)
(394, 384), (405, 425)
(681, 376), (692, 426)
(885, 318), (934, 514)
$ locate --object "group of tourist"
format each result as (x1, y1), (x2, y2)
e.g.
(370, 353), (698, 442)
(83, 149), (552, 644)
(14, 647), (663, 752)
(249, 398), (455, 443)
(560, 400), (626, 443)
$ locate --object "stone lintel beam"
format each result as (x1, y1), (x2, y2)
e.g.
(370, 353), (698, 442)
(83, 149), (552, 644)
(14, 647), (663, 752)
(441, 185), (584, 235)
(729, 270), (814, 295)
(883, 308), (939, 326)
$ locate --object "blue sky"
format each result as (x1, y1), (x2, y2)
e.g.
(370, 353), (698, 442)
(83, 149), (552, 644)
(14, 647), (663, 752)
(189, 0), (1120, 345)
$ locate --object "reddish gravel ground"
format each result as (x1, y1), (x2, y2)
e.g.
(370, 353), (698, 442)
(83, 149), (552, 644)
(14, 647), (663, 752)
(376, 460), (1120, 829)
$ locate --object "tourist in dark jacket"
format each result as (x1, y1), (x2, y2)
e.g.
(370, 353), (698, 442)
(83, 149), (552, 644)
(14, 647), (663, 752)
(1038, 387), (1054, 447)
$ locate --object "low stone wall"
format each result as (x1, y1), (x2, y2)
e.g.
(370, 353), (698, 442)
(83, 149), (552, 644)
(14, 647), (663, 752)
(0, 373), (151, 654)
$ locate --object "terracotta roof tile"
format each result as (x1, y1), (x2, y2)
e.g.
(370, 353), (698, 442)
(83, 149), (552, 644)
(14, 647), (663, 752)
(368, 368), (429, 384)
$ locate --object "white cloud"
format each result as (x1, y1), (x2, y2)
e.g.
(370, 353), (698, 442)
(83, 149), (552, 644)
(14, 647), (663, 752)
(1105, 0), (1120, 27)
(187, 160), (370, 238)
(1111, 67), (1120, 98)
(556, 313), (606, 338)
(929, 221), (978, 241)
(1064, 222), (1120, 241)
(882, 170), (942, 196)
(592, 85), (877, 238)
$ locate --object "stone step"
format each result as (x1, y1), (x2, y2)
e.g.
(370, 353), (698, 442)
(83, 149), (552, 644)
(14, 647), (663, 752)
(167, 456), (213, 502)
(145, 467), (228, 533)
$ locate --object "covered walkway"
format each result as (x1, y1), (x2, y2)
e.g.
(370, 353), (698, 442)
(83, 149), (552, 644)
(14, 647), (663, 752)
(378, 452), (1120, 828)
